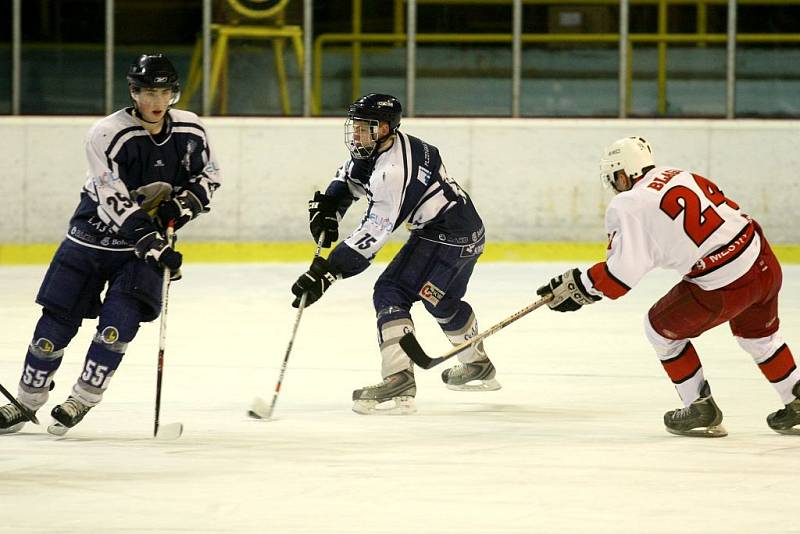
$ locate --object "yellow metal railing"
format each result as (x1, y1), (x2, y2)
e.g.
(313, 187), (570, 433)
(312, 0), (800, 116)
(313, 31), (800, 116)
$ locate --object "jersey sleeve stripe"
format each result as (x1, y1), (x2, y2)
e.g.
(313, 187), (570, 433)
(104, 126), (143, 170)
(587, 262), (630, 299)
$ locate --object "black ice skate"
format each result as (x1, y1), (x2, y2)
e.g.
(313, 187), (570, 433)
(0, 402), (34, 435)
(664, 381), (727, 437)
(48, 396), (92, 436)
(441, 358), (501, 391)
(352, 369), (416, 415)
(767, 381), (800, 435)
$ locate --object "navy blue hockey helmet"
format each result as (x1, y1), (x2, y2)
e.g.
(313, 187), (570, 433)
(348, 94), (402, 132)
(127, 54), (180, 92)
(345, 94), (402, 159)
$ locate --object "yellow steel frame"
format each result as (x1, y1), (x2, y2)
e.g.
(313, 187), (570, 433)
(184, 25), (303, 115)
(312, 0), (800, 116)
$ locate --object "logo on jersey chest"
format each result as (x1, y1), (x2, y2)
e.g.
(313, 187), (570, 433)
(154, 159), (165, 168)
(419, 281), (445, 306)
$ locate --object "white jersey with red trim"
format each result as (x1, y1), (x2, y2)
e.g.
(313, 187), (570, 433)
(583, 166), (760, 299)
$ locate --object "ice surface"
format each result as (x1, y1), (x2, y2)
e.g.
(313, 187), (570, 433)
(1, 263), (799, 533)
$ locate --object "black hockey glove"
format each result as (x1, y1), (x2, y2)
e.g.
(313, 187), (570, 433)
(291, 256), (340, 308)
(536, 268), (601, 313)
(308, 191), (339, 248)
(135, 231), (183, 275)
(156, 190), (203, 232)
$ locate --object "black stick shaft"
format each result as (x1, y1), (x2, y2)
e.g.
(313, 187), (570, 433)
(154, 223), (175, 437)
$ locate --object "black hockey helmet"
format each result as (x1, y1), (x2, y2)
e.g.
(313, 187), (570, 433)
(348, 93), (402, 132)
(127, 54), (180, 92)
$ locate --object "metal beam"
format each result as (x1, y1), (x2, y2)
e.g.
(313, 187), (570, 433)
(304, 0), (313, 116)
(406, 0), (417, 117)
(12, 0), (21, 115)
(726, 0), (737, 118)
(618, 0), (629, 118)
(105, 0), (114, 115)
(512, 0), (522, 117)
(202, 0), (212, 116)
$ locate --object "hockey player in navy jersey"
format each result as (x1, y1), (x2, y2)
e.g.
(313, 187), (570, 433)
(0, 54), (220, 435)
(291, 93), (497, 414)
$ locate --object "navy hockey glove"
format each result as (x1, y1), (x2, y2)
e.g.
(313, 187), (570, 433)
(308, 191), (339, 248)
(135, 232), (183, 275)
(156, 190), (203, 232)
(291, 256), (340, 308)
(536, 268), (600, 312)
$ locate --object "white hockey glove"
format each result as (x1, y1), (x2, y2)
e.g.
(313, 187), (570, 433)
(291, 256), (340, 308)
(156, 190), (203, 232)
(537, 268), (600, 312)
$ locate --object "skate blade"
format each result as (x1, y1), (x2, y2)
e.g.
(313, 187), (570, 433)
(47, 421), (70, 437)
(446, 378), (502, 392)
(666, 424), (728, 438)
(770, 425), (800, 435)
(155, 422), (183, 440)
(0, 422), (25, 435)
(352, 396), (416, 415)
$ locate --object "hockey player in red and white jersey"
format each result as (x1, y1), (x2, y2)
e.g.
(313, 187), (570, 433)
(537, 136), (800, 437)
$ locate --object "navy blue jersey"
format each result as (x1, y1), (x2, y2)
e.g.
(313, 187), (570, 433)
(68, 107), (221, 250)
(326, 131), (484, 277)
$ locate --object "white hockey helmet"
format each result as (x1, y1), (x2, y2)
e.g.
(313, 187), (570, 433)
(599, 137), (654, 191)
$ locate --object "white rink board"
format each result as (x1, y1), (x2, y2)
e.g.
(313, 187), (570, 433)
(1, 117), (799, 244)
(1, 262), (799, 533)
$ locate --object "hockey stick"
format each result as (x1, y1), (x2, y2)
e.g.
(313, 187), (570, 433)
(153, 221), (183, 440)
(248, 232), (327, 421)
(399, 293), (555, 370)
(0, 382), (39, 425)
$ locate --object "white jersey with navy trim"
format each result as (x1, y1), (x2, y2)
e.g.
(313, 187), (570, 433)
(68, 107), (221, 250)
(326, 131), (483, 277)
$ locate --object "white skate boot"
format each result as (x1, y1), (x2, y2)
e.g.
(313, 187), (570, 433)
(441, 358), (501, 391)
(352, 369), (417, 415)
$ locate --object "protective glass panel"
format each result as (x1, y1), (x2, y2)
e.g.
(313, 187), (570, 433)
(21, 0), (105, 114)
(628, 4), (727, 117)
(414, 3), (513, 116)
(315, 1), (406, 117)
(735, 5), (800, 118)
(190, 0), (304, 116)
(115, 0), (202, 113)
(521, 3), (618, 117)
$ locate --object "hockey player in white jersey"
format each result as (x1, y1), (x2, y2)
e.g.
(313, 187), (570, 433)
(290, 93), (498, 414)
(537, 137), (799, 436)
(0, 54), (220, 435)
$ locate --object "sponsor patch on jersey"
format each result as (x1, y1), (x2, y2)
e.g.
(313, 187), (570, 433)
(460, 242), (485, 258)
(417, 166), (432, 186)
(419, 281), (445, 306)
